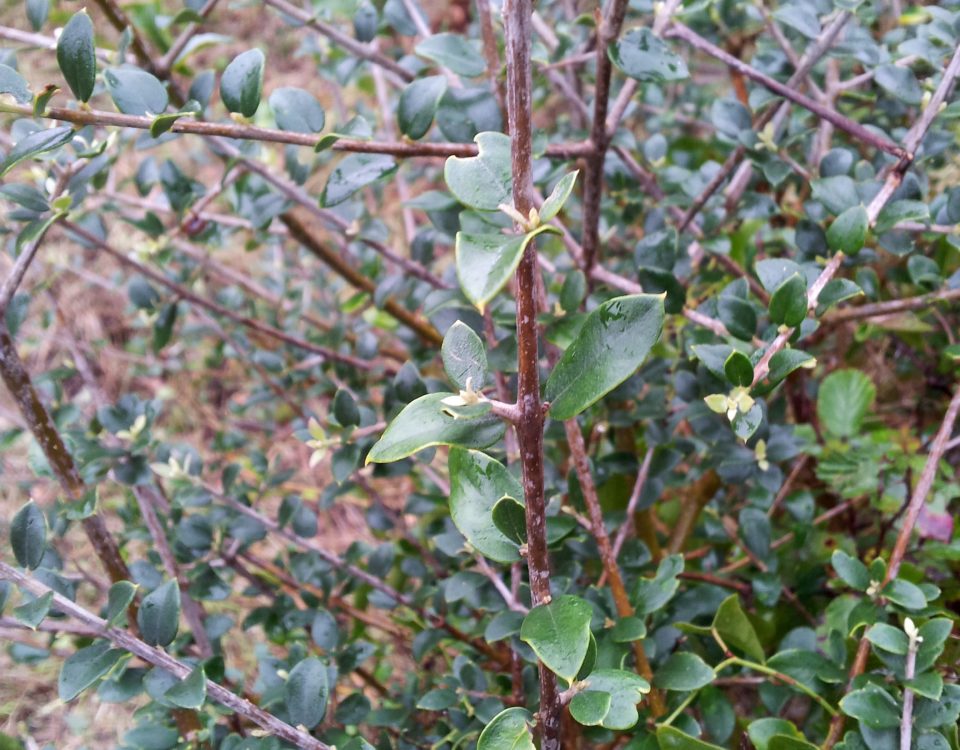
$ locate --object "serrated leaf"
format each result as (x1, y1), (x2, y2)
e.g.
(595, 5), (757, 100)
(269, 87), (325, 133)
(817, 369), (875, 438)
(220, 48), (264, 117)
(444, 131), (512, 211)
(11, 500), (47, 570)
(545, 294), (665, 420)
(56, 11), (96, 102)
(520, 595), (593, 682)
(321, 153), (397, 207)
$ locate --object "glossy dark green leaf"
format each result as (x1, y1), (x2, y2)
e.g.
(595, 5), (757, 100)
(268, 87), (325, 133)
(545, 294), (665, 420)
(137, 580), (180, 647)
(477, 708), (535, 750)
(417, 687), (458, 710)
(826, 205), (868, 255)
(560, 270), (587, 313)
(448, 448), (523, 562)
(840, 684), (901, 729)
(569, 690), (612, 727)
(11, 500), (47, 570)
(748, 719), (806, 750)
(712, 595), (765, 662)
(367, 394), (505, 463)
(610, 28), (688, 82)
(321, 153), (397, 207)
(220, 48), (264, 117)
(831, 550), (870, 590)
(718, 296), (757, 341)
(491, 495), (526, 545)
(883, 578), (926, 610)
(332, 389), (360, 427)
(104, 581), (138, 625)
(654, 652), (715, 691)
(865, 623), (908, 654)
(520, 595), (593, 682)
(59, 641), (126, 701)
(875, 200), (929, 234)
(0, 126), (74, 178)
(768, 274), (808, 327)
(0, 63), (31, 103)
(817, 369), (875, 438)
(105, 67), (168, 115)
(398, 75), (446, 140)
(657, 725), (725, 750)
(635, 554), (683, 615)
(416, 33), (486, 77)
(441, 320), (488, 389)
(723, 350), (754, 387)
(56, 11), (96, 102)
(285, 657), (329, 728)
(609, 616), (647, 643)
(444, 131), (512, 211)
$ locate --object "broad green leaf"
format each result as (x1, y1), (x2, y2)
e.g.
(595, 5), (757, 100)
(773, 4), (820, 37)
(811, 176), (859, 215)
(367, 393), (505, 463)
(545, 294), (665, 420)
(610, 29), (688, 82)
(767, 649), (844, 688)
(875, 65), (923, 105)
(444, 131), (512, 211)
(137, 579), (180, 647)
(26, 0), (49, 30)
(712, 595), (765, 663)
(415, 33), (486, 77)
(817, 369), (875, 438)
(875, 200), (929, 234)
(56, 11), (96, 102)
(321, 153), (397, 207)
(477, 708), (535, 750)
(755, 258), (803, 294)
(657, 725), (725, 750)
(11, 500), (47, 570)
(840, 684), (901, 729)
(748, 719), (805, 750)
(104, 581), (138, 625)
(491, 495), (526, 545)
(0, 183), (49, 212)
(907, 672), (943, 701)
(441, 320), (488, 390)
(865, 623), (908, 655)
(635, 554), (683, 615)
(59, 641), (126, 701)
(456, 225), (558, 310)
(150, 112), (187, 138)
(540, 170), (579, 222)
(332, 389), (360, 427)
(520, 595), (593, 682)
(883, 578), (926, 610)
(0, 126), (74, 178)
(718, 296), (757, 341)
(285, 657), (329, 728)
(831, 550), (871, 590)
(609, 616), (647, 642)
(916, 619), (953, 673)
(724, 350), (754, 387)
(417, 687), (458, 710)
(560, 270), (587, 313)
(818, 279), (863, 313)
(654, 652), (715, 691)
(353, 1), (377, 41)
(0, 63), (31, 103)
(569, 690), (612, 727)
(220, 48), (264, 117)
(14, 591), (53, 629)
(826, 205), (868, 255)
(398, 75), (446, 140)
(269, 87), (325, 133)
(105, 67), (168, 115)
(448, 448), (523, 563)
(164, 666), (207, 709)
(575, 670), (649, 730)
(768, 274), (808, 327)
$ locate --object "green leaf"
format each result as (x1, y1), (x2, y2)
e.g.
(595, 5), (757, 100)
(59, 641), (126, 701)
(635, 554), (684, 615)
(444, 131), (512, 211)
(26, 0), (49, 30)
(761, 349), (815, 387)
(712, 595), (765, 662)
(865, 623), (908, 655)
(768, 274), (808, 327)
(56, 11), (96, 102)
(398, 75), (446, 140)
(220, 48), (265, 117)
(811, 176), (859, 215)
(13, 591), (52, 629)
(540, 170), (579, 222)
(448, 448), (523, 562)
(416, 33), (486, 77)
(0, 126), (74, 178)
(477, 708), (535, 750)
(755, 259), (803, 294)
(367, 393), (505, 464)
(105, 67), (169, 116)
(883, 578), (926, 610)
(137, 580), (180, 647)
(817, 279), (863, 313)
(826, 205), (868, 255)
(718, 296), (757, 341)
(569, 690), (612, 727)
(0, 63), (32, 104)
(150, 112), (187, 138)
(441, 321), (488, 390)
(875, 65), (923, 105)
(609, 616), (647, 643)
(748, 719), (805, 750)
(840, 684), (901, 729)
(907, 672), (943, 701)
(104, 581), (138, 625)
(654, 652), (715, 691)
(321, 153), (397, 207)
(11, 500), (47, 570)
(773, 4), (820, 38)
(831, 550), (871, 590)
(417, 687), (458, 710)
(545, 294), (665, 420)
(520, 595), (593, 682)
(817, 369), (875, 439)
(916, 619), (953, 673)
(723, 350), (754, 387)
(269, 87), (325, 133)
(610, 28), (688, 82)
(491, 495), (526, 545)
(579, 670), (650, 729)
(332, 389), (360, 427)
(285, 657), (329, 728)
(164, 665), (206, 709)
(560, 270), (587, 313)
(456, 225), (558, 311)
(657, 725), (725, 750)
(875, 200), (929, 234)
(353, 1), (378, 41)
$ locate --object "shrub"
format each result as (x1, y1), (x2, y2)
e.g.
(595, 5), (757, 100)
(0, 1), (959, 749)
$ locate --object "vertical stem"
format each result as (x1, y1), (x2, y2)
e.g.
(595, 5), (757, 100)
(502, 0), (560, 747)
